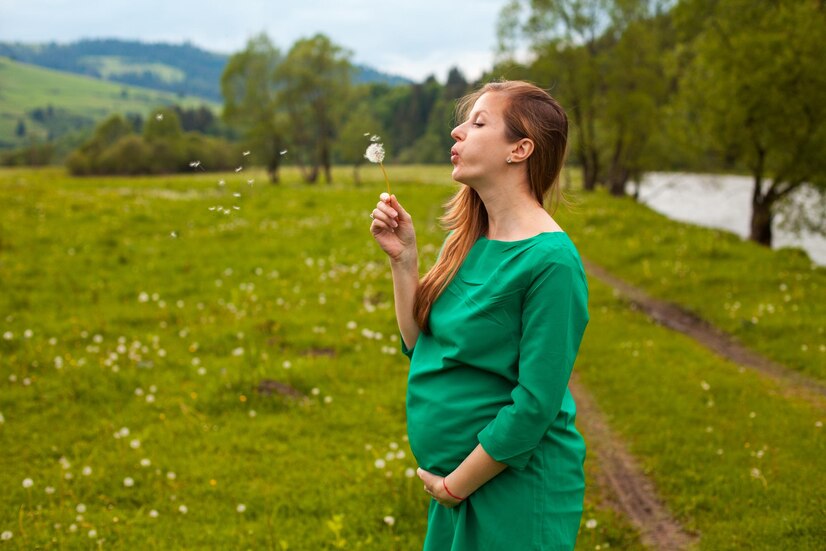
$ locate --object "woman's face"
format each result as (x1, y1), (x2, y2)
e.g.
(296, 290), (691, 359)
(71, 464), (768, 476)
(450, 92), (514, 187)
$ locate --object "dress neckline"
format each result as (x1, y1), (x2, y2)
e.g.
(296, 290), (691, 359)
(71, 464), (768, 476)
(479, 231), (567, 245)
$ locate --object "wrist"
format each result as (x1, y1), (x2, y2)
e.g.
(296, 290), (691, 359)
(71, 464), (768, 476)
(443, 476), (465, 501)
(389, 251), (418, 270)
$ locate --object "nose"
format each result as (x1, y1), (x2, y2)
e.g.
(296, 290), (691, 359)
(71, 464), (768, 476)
(450, 122), (465, 142)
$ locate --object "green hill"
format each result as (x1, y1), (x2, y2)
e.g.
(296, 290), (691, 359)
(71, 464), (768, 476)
(0, 39), (413, 103)
(0, 56), (218, 149)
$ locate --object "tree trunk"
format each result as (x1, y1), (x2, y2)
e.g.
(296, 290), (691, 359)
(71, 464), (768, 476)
(607, 132), (628, 196)
(750, 195), (773, 246)
(583, 146), (600, 191)
(749, 147), (772, 246)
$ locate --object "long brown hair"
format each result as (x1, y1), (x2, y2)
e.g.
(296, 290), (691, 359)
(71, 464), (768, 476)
(413, 80), (571, 332)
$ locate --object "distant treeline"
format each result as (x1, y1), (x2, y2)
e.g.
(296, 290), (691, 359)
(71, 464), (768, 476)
(65, 107), (241, 175)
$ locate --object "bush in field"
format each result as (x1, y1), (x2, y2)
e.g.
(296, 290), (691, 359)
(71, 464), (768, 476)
(67, 108), (240, 175)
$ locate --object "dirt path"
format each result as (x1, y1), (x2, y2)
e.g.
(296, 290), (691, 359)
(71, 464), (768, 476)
(583, 258), (826, 410)
(570, 373), (699, 551)
(568, 258), (823, 549)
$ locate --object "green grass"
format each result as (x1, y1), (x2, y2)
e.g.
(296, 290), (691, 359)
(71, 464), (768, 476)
(0, 57), (217, 148)
(577, 277), (825, 549)
(0, 166), (822, 549)
(557, 176), (825, 381)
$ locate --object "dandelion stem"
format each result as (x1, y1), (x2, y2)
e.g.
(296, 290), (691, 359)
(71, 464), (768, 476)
(379, 163), (391, 195)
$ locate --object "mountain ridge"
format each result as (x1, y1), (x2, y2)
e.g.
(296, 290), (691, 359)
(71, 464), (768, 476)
(0, 38), (413, 103)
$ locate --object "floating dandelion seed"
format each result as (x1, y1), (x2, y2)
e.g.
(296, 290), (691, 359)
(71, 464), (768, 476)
(232, 206), (240, 210)
(218, 179), (225, 186)
(247, 179), (255, 186)
(242, 151), (251, 156)
(235, 166), (243, 173)
(365, 143), (391, 194)
(155, 114), (164, 121)
(363, 132), (371, 136)
(189, 161), (205, 171)
(208, 206), (216, 211)
(233, 193), (241, 198)
(370, 134), (381, 142)
(170, 231), (178, 238)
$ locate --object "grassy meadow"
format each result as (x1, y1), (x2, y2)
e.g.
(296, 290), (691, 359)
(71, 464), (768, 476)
(0, 166), (823, 549)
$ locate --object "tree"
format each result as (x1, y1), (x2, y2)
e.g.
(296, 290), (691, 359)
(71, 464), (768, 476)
(675, 0), (826, 246)
(499, 0), (674, 192)
(221, 33), (287, 183)
(601, 14), (672, 195)
(15, 120), (26, 137)
(275, 34), (354, 184)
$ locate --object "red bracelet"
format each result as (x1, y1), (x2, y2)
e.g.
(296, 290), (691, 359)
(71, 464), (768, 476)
(443, 478), (465, 501)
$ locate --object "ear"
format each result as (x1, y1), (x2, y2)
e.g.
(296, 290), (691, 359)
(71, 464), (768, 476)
(509, 138), (534, 163)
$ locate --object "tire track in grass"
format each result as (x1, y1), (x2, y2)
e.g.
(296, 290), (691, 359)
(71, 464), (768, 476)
(582, 258), (826, 409)
(571, 373), (699, 551)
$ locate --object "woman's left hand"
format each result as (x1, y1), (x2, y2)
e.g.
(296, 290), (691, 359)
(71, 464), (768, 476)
(417, 467), (464, 509)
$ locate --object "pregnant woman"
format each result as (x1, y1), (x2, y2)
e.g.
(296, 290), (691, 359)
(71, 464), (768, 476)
(370, 80), (590, 550)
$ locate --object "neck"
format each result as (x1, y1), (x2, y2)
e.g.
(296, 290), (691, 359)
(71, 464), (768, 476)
(473, 176), (552, 241)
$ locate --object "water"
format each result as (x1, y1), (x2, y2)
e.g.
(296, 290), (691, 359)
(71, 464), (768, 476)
(626, 172), (826, 267)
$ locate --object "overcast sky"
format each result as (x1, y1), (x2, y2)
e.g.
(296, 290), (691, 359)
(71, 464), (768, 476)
(0, 0), (507, 82)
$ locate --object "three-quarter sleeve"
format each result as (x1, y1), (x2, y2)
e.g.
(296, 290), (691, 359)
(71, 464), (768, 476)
(476, 256), (589, 470)
(400, 331), (415, 359)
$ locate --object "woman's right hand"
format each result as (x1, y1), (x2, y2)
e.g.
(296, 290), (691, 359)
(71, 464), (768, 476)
(370, 193), (417, 263)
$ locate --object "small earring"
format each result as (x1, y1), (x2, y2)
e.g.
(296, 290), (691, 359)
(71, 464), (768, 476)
(506, 157), (512, 164)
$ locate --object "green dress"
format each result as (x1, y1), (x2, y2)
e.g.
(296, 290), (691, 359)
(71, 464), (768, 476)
(401, 231), (590, 551)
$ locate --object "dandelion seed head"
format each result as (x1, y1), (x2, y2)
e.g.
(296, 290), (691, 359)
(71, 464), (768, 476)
(22, 478), (33, 488)
(383, 515), (395, 526)
(123, 477), (134, 487)
(364, 143), (385, 164)
(585, 519), (597, 529)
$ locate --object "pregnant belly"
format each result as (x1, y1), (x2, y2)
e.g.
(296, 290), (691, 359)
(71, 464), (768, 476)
(406, 366), (513, 475)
